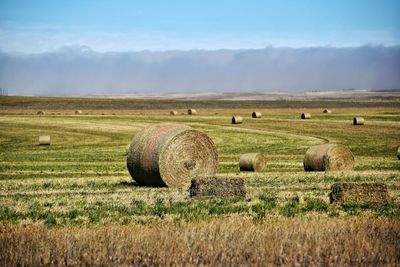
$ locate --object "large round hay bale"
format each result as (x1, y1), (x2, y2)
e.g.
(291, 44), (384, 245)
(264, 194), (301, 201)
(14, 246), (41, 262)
(232, 116), (243, 124)
(38, 135), (51, 145)
(397, 146), (400, 160)
(301, 113), (311, 119)
(323, 109), (332, 114)
(303, 144), (354, 171)
(252, 112), (262, 118)
(239, 153), (266, 172)
(37, 111), (45, 115)
(353, 117), (364, 125)
(188, 109), (197, 115)
(127, 124), (218, 188)
(75, 110), (82, 115)
(170, 110), (178, 116)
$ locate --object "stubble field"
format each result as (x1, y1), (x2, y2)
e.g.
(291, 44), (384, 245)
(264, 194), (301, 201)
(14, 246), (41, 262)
(0, 96), (399, 266)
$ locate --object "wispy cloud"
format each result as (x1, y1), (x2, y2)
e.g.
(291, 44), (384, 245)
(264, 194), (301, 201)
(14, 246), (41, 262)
(0, 22), (399, 53)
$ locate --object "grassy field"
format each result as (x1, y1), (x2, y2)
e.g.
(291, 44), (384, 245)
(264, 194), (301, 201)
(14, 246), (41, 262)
(0, 96), (399, 265)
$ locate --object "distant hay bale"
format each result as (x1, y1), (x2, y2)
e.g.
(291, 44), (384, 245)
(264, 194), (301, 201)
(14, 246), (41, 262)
(323, 109), (332, 113)
(329, 183), (388, 205)
(353, 117), (364, 125)
(252, 112), (262, 118)
(397, 146), (400, 160)
(37, 111), (45, 115)
(232, 116), (243, 124)
(38, 135), (51, 145)
(239, 153), (266, 172)
(303, 144), (354, 171)
(170, 110), (178, 116)
(188, 109), (197, 115)
(75, 110), (82, 115)
(127, 123), (218, 188)
(189, 176), (246, 198)
(301, 113), (311, 119)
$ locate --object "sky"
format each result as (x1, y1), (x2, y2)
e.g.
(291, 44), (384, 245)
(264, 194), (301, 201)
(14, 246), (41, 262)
(0, 1), (399, 94)
(1, 0), (400, 52)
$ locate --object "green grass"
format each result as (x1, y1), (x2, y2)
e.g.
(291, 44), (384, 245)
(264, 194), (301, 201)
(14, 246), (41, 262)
(2, 95), (400, 109)
(0, 99), (399, 226)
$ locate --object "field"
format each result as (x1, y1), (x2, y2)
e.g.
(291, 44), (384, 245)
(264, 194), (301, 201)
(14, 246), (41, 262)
(0, 96), (400, 265)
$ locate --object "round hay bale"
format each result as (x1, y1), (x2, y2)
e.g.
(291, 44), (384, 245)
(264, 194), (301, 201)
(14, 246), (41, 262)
(170, 110), (178, 116)
(301, 113), (311, 119)
(75, 110), (82, 115)
(303, 144), (354, 171)
(353, 117), (364, 125)
(239, 153), (266, 172)
(38, 135), (51, 145)
(232, 116), (243, 124)
(37, 111), (45, 115)
(252, 112), (262, 118)
(397, 146), (400, 160)
(188, 109), (197, 115)
(323, 109), (332, 114)
(127, 123), (218, 188)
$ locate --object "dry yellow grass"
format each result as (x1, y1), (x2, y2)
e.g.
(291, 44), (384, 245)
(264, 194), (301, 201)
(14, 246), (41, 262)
(1, 216), (399, 266)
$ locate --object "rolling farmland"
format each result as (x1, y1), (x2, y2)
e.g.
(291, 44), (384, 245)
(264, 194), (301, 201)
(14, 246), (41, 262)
(0, 96), (399, 265)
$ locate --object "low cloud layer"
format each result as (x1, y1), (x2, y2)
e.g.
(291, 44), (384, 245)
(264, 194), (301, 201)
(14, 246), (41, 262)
(0, 45), (399, 95)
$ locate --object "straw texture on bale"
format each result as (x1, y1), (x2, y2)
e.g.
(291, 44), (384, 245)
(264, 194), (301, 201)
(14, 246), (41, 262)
(75, 110), (82, 115)
(397, 146), (400, 160)
(125, 144), (131, 155)
(329, 183), (388, 205)
(353, 117), (364, 125)
(170, 110), (178, 116)
(303, 144), (354, 171)
(37, 111), (45, 115)
(252, 112), (262, 118)
(301, 113), (311, 119)
(239, 153), (266, 172)
(189, 176), (246, 198)
(38, 135), (51, 145)
(232, 116), (243, 124)
(188, 109), (197, 115)
(127, 123), (218, 188)
(323, 109), (332, 113)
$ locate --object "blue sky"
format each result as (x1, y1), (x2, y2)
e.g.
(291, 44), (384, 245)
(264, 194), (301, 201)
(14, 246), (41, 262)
(0, 0), (400, 52)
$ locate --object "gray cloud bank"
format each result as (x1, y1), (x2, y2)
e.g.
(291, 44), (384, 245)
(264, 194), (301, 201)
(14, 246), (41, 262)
(0, 45), (399, 95)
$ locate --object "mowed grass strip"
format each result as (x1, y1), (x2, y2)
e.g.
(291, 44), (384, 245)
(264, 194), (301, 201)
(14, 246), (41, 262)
(0, 107), (399, 226)
(0, 102), (399, 265)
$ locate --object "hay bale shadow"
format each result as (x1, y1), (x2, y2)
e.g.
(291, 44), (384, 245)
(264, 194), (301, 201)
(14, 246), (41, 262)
(118, 181), (143, 187)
